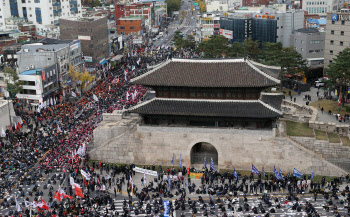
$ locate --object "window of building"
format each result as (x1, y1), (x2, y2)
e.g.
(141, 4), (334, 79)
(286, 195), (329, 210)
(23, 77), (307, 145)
(330, 50), (333, 55)
(341, 31), (344, 35)
(301, 40), (304, 44)
(129, 20), (133, 22)
(310, 40), (320, 44)
(329, 60), (333, 64)
(342, 20), (345, 25)
(330, 40), (334, 45)
(22, 0), (26, 3)
(130, 26), (135, 29)
(295, 39), (297, 42)
(301, 48), (304, 51)
(340, 41), (344, 46)
(331, 30), (334, 34)
(332, 20), (335, 24)
(120, 26), (125, 29)
(35, 0), (39, 2)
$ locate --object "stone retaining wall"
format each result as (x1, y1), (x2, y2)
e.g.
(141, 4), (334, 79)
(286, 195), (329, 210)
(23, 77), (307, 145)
(282, 100), (350, 137)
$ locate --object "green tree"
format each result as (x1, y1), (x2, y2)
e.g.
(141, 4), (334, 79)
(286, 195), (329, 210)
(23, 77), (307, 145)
(258, 42), (283, 65)
(196, 35), (229, 58)
(184, 35), (196, 49)
(173, 31), (185, 48)
(3, 67), (24, 98)
(92, 0), (102, 7)
(227, 42), (244, 57)
(242, 38), (260, 59)
(167, 0), (181, 15)
(278, 47), (307, 81)
(326, 48), (350, 103)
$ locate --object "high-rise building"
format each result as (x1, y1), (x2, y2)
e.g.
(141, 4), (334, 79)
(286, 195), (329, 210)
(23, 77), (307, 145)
(324, 10), (350, 74)
(60, 17), (109, 67)
(219, 9), (304, 47)
(0, 0), (82, 32)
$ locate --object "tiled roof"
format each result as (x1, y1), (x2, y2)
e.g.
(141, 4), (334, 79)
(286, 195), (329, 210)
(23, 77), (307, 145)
(128, 98), (282, 118)
(260, 92), (285, 110)
(131, 58), (280, 88)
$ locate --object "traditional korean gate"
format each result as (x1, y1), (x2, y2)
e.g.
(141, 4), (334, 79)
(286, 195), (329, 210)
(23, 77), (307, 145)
(190, 142), (218, 166)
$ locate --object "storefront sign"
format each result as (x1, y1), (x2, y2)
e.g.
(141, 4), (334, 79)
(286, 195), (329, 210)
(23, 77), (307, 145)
(84, 56), (93, 62)
(163, 201), (169, 217)
(133, 166), (158, 176)
(78, 35), (91, 40)
(219, 29), (233, 39)
(202, 17), (213, 21)
(70, 41), (80, 51)
(41, 70), (45, 81)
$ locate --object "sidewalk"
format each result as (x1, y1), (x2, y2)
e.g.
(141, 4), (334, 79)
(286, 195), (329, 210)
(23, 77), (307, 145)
(287, 87), (347, 125)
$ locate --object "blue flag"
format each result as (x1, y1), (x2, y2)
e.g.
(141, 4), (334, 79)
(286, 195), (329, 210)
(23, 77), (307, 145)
(210, 157), (215, 171)
(234, 169), (238, 180)
(171, 154), (174, 165)
(180, 154), (182, 168)
(279, 168), (283, 179)
(185, 174), (187, 187)
(252, 164), (260, 174)
(168, 174), (171, 190)
(311, 170), (314, 179)
(273, 166), (282, 180)
(204, 156), (207, 168)
(262, 167), (265, 176)
(293, 168), (303, 178)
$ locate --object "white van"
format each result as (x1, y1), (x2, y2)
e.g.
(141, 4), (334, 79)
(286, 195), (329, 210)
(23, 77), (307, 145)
(159, 32), (164, 36)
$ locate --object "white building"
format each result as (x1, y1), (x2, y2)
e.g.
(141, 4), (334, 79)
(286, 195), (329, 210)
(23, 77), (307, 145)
(0, 0), (83, 32)
(302, 0), (338, 18)
(0, 0), (12, 30)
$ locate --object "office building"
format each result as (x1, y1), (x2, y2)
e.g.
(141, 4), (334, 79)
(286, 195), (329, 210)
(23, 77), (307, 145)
(117, 16), (146, 36)
(302, 0), (338, 18)
(197, 13), (221, 41)
(324, 11), (350, 74)
(219, 9), (304, 47)
(0, 0), (82, 32)
(289, 28), (325, 68)
(17, 38), (83, 82)
(60, 17), (109, 67)
(17, 64), (59, 105)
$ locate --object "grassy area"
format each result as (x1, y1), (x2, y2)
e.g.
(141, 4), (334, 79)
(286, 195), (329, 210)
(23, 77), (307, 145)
(310, 100), (350, 116)
(341, 136), (350, 146)
(328, 133), (341, 143)
(314, 129), (327, 140)
(286, 121), (314, 137)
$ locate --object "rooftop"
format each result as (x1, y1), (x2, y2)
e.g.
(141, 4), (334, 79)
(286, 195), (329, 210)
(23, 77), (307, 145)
(20, 69), (43, 75)
(118, 16), (145, 20)
(131, 58), (280, 88)
(128, 98), (282, 118)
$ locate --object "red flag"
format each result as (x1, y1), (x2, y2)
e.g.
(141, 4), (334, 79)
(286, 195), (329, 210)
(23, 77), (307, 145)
(338, 98), (342, 106)
(187, 163), (190, 176)
(98, 161), (101, 170)
(54, 190), (61, 202)
(41, 199), (49, 210)
(62, 192), (73, 199)
(17, 122), (21, 130)
(75, 186), (84, 198)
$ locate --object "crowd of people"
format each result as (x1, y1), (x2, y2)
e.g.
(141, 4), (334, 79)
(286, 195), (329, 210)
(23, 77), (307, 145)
(0, 44), (350, 217)
(0, 44), (176, 216)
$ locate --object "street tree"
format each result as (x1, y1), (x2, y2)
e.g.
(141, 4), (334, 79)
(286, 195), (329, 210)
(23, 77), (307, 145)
(184, 35), (196, 49)
(196, 35), (229, 58)
(325, 47), (350, 104)
(227, 42), (244, 57)
(167, 0), (181, 15)
(242, 38), (260, 59)
(3, 67), (24, 98)
(258, 42), (283, 65)
(278, 47), (307, 79)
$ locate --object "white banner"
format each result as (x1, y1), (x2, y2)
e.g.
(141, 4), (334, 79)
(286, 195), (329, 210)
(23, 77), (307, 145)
(81, 170), (91, 180)
(133, 166), (158, 176)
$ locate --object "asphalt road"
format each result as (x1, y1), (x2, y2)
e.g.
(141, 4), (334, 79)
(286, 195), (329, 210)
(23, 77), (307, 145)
(153, 0), (198, 48)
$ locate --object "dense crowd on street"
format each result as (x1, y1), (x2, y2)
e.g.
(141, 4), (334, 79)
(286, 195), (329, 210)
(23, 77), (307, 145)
(0, 44), (350, 217)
